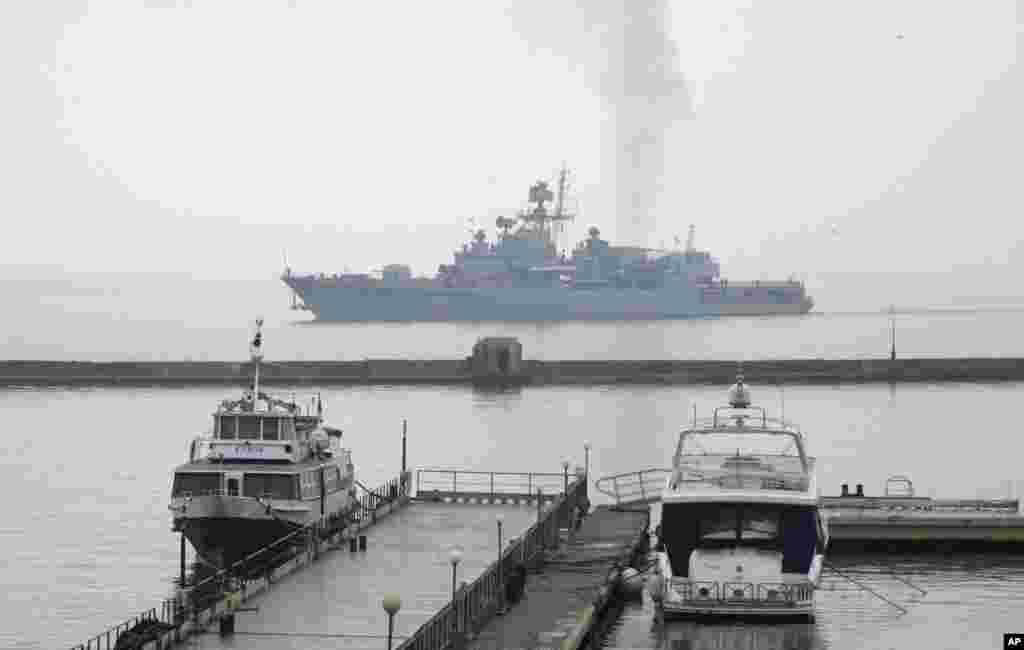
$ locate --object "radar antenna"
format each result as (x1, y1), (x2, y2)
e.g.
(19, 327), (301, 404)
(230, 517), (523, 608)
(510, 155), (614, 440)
(517, 164), (576, 255)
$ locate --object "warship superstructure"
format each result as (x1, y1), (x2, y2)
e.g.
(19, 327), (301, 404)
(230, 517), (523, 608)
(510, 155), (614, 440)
(282, 168), (813, 321)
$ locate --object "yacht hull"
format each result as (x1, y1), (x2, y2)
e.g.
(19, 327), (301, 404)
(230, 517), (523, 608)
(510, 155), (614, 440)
(657, 565), (820, 622)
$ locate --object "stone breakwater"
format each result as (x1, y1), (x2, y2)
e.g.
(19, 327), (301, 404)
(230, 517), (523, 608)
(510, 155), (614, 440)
(1, 358), (1022, 387)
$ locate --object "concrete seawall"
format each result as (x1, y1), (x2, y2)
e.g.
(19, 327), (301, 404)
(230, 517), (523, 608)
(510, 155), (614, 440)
(1, 358), (1023, 387)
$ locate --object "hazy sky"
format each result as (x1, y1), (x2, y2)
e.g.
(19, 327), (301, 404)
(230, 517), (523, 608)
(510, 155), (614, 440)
(2, 0), (1020, 286)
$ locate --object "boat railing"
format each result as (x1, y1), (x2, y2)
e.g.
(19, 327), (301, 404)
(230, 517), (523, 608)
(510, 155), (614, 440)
(712, 406), (767, 428)
(594, 468), (674, 506)
(395, 475), (590, 650)
(415, 469), (569, 500)
(687, 412), (800, 433)
(595, 461), (813, 506)
(76, 472), (414, 650)
(821, 497), (1020, 514)
(666, 577), (814, 604)
(671, 470), (810, 494)
(68, 607), (162, 650)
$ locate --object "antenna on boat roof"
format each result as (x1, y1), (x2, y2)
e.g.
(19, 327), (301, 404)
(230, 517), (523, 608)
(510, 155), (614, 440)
(250, 318), (264, 404)
(728, 365), (751, 408)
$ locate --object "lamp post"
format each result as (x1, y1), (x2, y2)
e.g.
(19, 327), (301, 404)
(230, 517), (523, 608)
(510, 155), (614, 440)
(583, 441), (591, 484)
(890, 317), (896, 361)
(449, 547), (462, 634)
(496, 514), (504, 614)
(382, 593), (401, 650)
(449, 547), (463, 600)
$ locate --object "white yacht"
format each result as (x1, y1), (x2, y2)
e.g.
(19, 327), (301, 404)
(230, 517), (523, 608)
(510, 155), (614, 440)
(168, 320), (357, 568)
(650, 375), (828, 620)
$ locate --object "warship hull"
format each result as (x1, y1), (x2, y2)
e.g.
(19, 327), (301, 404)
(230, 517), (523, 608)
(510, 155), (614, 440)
(285, 282), (813, 322)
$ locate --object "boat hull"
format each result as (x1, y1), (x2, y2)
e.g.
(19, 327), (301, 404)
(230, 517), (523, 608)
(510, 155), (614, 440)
(660, 602), (816, 622)
(172, 492), (355, 568)
(180, 516), (303, 569)
(284, 282), (813, 322)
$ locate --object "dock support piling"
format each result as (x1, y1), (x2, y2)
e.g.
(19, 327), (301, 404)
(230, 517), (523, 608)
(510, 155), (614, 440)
(219, 613), (235, 637)
(497, 516), (504, 615)
(179, 534), (186, 587)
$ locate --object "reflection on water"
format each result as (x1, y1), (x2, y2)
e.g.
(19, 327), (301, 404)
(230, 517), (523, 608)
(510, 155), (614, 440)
(657, 622), (819, 650)
(601, 554), (1024, 650)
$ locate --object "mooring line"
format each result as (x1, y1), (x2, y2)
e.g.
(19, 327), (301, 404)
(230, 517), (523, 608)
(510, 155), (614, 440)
(825, 562), (908, 614)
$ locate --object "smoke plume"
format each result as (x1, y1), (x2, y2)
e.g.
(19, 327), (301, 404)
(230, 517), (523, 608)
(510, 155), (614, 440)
(581, 1), (694, 246)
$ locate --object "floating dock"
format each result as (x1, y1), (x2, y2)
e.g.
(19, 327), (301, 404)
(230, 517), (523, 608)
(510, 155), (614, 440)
(5, 356), (1024, 388)
(823, 495), (1024, 551)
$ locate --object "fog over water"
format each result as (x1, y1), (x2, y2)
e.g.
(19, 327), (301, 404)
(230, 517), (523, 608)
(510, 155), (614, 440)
(0, 1), (1019, 290)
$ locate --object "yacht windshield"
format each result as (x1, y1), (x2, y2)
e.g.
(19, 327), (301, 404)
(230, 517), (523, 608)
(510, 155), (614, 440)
(679, 431), (800, 458)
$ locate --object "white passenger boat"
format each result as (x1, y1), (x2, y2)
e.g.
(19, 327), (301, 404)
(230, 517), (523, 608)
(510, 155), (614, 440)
(650, 375), (828, 620)
(168, 320), (357, 568)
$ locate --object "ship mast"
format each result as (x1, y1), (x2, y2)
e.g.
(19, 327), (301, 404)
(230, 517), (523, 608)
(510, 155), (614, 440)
(516, 165), (576, 255)
(555, 163), (567, 220)
(250, 319), (264, 406)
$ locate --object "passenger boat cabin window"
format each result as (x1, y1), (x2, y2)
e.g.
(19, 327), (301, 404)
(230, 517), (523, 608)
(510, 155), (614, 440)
(237, 416), (260, 440)
(300, 471), (318, 499)
(172, 472), (222, 497)
(244, 473), (298, 500)
(262, 417), (279, 441)
(279, 419), (295, 440)
(218, 416), (237, 440)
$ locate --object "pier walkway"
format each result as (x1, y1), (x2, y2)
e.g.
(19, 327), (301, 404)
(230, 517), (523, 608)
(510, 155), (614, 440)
(72, 470), (589, 650)
(198, 501), (542, 650)
(466, 505), (649, 650)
